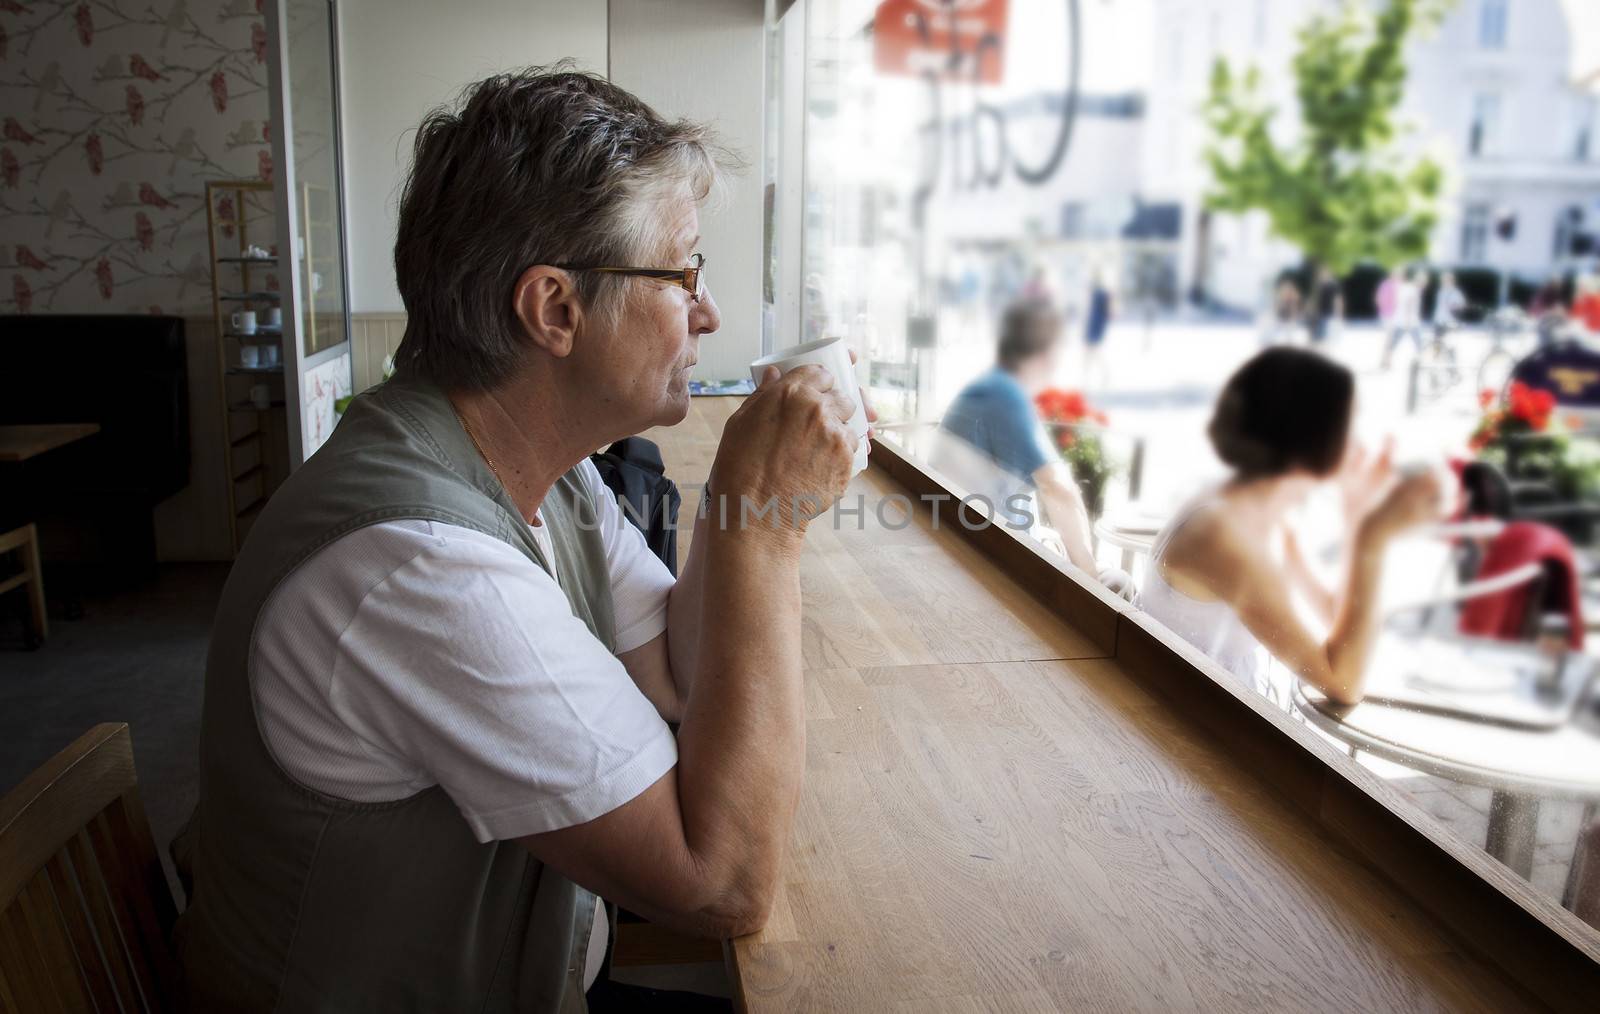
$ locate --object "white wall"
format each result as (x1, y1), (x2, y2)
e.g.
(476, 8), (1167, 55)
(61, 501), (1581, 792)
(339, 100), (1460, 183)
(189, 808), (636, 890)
(337, 0), (608, 313)
(609, 0), (768, 383)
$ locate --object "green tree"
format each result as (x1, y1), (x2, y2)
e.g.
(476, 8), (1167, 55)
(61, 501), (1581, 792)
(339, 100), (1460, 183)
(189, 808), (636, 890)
(1201, 0), (1450, 275)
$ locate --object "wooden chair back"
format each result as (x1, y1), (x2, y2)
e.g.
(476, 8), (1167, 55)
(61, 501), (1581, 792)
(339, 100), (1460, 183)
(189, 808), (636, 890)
(0, 724), (181, 1013)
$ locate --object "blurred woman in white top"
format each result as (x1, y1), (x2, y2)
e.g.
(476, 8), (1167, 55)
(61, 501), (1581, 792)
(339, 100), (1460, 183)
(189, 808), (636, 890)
(1138, 347), (1444, 704)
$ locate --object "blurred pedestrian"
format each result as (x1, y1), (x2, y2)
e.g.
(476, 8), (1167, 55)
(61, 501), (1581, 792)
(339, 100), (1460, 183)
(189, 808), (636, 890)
(1263, 275), (1301, 345)
(1432, 270), (1466, 337)
(1307, 267), (1343, 344)
(1083, 267), (1115, 389)
(1380, 267), (1424, 368)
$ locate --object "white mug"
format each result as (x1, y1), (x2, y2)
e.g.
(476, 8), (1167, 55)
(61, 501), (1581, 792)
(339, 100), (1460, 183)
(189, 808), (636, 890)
(240, 344), (260, 368)
(261, 342), (280, 367)
(750, 337), (870, 475)
(250, 383), (271, 410)
(231, 309), (257, 334)
(264, 306), (282, 328)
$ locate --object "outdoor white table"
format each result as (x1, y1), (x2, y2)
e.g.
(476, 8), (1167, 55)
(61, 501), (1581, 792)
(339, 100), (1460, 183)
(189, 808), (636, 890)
(1092, 506), (1165, 572)
(1295, 656), (1600, 879)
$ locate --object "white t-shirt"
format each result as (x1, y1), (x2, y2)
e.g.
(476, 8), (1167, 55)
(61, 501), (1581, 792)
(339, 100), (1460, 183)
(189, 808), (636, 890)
(251, 460), (678, 987)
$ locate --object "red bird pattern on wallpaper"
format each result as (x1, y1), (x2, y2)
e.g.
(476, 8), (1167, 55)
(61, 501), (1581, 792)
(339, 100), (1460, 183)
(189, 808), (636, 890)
(138, 183), (176, 210)
(4, 118), (39, 145)
(94, 257), (113, 300)
(130, 54), (164, 82)
(1, 3), (270, 313)
(15, 246), (51, 271)
(210, 70), (228, 113)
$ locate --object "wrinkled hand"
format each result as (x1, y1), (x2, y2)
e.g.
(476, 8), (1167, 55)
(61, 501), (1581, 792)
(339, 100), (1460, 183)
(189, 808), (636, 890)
(710, 364), (858, 540)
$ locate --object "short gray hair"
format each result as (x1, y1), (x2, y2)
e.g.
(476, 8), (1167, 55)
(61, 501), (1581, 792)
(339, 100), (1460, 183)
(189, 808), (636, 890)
(392, 64), (730, 391)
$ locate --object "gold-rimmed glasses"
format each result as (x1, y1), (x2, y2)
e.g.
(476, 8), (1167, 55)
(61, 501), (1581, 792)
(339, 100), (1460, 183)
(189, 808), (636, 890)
(556, 252), (706, 302)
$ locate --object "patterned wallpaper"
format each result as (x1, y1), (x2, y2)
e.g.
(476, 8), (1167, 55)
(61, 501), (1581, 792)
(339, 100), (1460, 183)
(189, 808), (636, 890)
(1, 0), (274, 315)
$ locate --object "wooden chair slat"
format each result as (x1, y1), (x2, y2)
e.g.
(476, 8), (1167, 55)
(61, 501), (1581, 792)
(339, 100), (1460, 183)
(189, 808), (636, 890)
(105, 794), (178, 997)
(0, 725), (133, 910)
(0, 900), (66, 1014)
(66, 831), (142, 1012)
(1, 727), (176, 1012)
(18, 871), (92, 1013)
(86, 813), (159, 1012)
(45, 852), (121, 1014)
(0, 958), (21, 1014)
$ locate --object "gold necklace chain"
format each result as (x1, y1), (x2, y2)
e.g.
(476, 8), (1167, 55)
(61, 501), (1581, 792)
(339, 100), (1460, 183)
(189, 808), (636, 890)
(454, 405), (535, 525)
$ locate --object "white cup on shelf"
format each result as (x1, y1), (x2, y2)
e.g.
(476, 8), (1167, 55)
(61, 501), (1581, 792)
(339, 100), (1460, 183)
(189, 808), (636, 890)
(231, 309), (257, 335)
(261, 342), (280, 367)
(264, 306), (282, 328)
(240, 344), (260, 369)
(250, 383), (271, 410)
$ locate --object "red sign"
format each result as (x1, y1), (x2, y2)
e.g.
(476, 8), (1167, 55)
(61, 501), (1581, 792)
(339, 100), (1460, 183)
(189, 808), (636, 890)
(873, 0), (1009, 85)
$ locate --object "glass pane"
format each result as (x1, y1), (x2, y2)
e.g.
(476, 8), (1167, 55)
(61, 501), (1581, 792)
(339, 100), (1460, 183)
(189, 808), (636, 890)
(789, 0), (1600, 939)
(285, 0), (349, 358)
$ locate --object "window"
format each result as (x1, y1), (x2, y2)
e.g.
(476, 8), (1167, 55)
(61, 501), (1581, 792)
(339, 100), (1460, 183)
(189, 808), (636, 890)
(790, 0), (1600, 957)
(1468, 92), (1500, 157)
(1462, 202), (1490, 261)
(1479, 0), (1507, 48)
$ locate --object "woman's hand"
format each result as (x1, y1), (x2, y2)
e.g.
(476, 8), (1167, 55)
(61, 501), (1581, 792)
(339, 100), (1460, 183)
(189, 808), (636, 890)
(1365, 468), (1447, 541)
(1338, 437), (1395, 526)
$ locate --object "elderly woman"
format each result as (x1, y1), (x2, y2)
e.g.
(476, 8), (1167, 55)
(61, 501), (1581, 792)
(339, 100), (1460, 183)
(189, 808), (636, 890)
(177, 69), (860, 1011)
(1138, 348), (1443, 704)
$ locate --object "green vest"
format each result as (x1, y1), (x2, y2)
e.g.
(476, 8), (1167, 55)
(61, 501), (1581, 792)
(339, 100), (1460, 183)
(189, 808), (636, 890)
(176, 374), (617, 1012)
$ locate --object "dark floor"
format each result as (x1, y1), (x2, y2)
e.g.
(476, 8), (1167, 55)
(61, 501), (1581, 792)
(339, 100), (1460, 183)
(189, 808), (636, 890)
(0, 562), (227, 901)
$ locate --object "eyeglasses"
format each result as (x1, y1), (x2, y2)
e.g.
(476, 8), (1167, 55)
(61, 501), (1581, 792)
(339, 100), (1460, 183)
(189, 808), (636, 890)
(556, 253), (706, 302)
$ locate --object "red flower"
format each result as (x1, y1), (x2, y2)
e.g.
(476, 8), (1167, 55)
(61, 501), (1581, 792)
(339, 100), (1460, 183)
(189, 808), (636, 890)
(74, 4), (93, 47)
(85, 132), (103, 175)
(1478, 388), (1495, 410)
(125, 84), (144, 126)
(94, 257), (113, 300)
(209, 70), (228, 113)
(12, 273), (31, 313)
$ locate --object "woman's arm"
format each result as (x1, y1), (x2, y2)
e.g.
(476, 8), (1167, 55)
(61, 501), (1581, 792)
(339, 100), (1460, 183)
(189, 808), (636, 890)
(1169, 475), (1439, 705)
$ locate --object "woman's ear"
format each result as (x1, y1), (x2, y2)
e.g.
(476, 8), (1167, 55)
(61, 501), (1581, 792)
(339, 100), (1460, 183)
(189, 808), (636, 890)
(512, 265), (583, 359)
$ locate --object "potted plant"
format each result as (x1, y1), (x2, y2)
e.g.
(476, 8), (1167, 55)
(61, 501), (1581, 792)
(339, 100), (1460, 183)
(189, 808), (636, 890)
(1471, 382), (1600, 542)
(1034, 388), (1117, 519)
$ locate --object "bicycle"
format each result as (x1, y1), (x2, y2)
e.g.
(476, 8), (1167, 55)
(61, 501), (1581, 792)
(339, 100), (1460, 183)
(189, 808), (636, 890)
(1475, 306), (1526, 397)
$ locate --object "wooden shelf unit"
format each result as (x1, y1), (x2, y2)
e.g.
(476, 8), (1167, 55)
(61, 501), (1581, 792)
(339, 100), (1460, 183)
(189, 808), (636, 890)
(205, 179), (287, 554)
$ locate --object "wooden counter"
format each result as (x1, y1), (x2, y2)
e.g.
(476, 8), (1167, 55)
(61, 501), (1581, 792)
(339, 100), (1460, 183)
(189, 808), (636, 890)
(647, 399), (1541, 1011)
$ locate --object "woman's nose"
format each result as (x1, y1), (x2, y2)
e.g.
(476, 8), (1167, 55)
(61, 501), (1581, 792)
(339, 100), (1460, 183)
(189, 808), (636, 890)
(692, 288), (722, 336)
